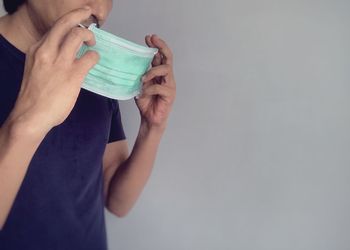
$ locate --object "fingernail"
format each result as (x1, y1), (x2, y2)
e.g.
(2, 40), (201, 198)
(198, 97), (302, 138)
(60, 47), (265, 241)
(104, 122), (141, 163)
(141, 76), (146, 82)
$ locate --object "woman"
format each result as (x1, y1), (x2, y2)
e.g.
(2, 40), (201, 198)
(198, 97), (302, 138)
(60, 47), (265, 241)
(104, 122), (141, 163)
(0, 0), (176, 249)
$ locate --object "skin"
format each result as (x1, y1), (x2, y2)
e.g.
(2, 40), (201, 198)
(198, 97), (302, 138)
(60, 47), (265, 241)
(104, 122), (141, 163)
(0, 0), (176, 228)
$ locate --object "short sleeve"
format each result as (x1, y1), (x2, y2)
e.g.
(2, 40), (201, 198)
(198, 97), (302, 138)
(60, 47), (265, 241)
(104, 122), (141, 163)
(108, 100), (126, 143)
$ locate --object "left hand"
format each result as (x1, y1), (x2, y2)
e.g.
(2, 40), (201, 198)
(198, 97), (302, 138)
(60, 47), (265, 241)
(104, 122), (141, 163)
(135, 34), (176, 130)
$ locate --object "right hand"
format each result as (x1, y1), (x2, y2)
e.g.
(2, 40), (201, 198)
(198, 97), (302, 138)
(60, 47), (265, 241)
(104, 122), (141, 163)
(8, 6), (99, 137)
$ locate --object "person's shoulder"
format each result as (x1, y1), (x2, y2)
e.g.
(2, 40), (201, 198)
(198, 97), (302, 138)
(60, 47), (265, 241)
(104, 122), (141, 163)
(0, 15), (6, 33)
(0, 17), (26, 67)
(0, 45), (17, 73)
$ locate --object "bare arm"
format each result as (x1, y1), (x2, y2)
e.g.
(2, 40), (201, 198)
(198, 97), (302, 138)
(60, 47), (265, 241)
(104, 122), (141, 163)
(105, 122), (164, 217)
(0, 115), (48, 229)
(104, 34), (176, 218)
(0, 6), (98, 230)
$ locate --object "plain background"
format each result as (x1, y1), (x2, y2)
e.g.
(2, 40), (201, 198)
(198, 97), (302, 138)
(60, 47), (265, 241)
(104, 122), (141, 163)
(1, 1), (350, 249)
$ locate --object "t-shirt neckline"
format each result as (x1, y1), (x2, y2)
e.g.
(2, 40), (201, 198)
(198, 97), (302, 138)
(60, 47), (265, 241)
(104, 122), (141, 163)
(0, 34), (26, 62)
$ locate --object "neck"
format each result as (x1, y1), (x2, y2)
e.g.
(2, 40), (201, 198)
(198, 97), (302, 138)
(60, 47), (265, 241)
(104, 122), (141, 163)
(0, 4), (46, 53)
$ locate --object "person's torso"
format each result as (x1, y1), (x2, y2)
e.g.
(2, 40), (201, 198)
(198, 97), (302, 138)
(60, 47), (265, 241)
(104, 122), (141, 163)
(0, 34), (116, 250)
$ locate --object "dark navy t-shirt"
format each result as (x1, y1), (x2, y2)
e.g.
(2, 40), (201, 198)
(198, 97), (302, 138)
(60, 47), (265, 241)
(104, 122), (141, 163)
(0, 34), (126, 250)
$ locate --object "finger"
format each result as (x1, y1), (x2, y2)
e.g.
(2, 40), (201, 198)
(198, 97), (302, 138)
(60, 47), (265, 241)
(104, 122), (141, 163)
(145, 35), (154, 47)
(140, 78), (154, 89)
(24, 33), (50, 70)
(145, 35), (162, 66)
(153, 52), (163, 67)
(141, 84), (173, 100)
(141, 64), (172, 83)
(43, 6), (92, 52)
(150, 34), (173, 65)
(74, 50), (100, 78)
(59, 27), (95, 61)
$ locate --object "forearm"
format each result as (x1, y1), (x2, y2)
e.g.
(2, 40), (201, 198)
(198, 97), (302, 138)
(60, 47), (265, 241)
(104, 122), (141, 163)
(0, 114), (47, 229)
(106, 120), (165, 217)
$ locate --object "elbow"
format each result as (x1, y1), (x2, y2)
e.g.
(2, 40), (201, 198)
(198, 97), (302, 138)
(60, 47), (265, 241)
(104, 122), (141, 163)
(106, 203), (129, 218)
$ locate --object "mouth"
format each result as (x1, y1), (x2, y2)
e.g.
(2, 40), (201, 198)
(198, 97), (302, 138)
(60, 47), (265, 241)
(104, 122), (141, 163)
(80, 14), (100, 28)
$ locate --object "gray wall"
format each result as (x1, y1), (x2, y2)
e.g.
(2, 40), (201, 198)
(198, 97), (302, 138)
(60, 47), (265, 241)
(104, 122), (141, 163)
(2, 1), (350, 249)
(0, 4), (3, 16)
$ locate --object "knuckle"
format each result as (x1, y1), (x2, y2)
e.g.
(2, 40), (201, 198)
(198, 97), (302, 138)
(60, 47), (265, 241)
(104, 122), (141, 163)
(35, 48), (51, 63)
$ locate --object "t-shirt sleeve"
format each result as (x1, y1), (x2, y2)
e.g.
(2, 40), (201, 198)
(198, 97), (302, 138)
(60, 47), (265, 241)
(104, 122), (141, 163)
(108, 100), (126, 143)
